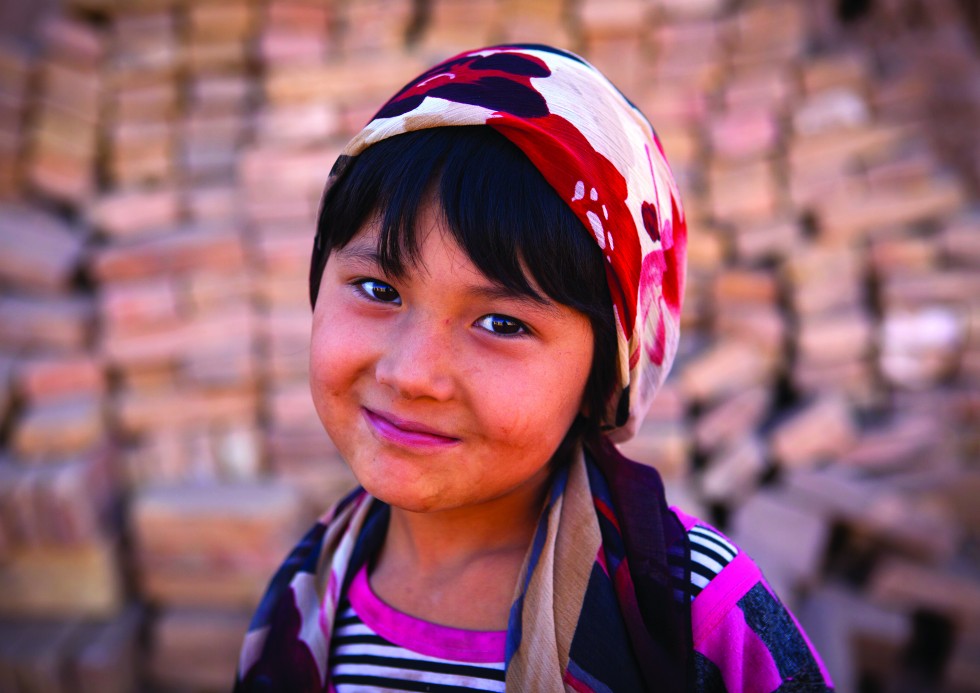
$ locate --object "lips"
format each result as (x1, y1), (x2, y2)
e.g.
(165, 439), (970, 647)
(362, 408), (461, 449)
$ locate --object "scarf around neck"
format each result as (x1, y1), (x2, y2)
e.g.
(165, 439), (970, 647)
(235, 439), (692, 692)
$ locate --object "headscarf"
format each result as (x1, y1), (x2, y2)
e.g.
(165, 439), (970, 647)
(316, 44), (687, 442)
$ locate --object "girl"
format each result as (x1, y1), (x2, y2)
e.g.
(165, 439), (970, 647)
(235, 45), (833, 692)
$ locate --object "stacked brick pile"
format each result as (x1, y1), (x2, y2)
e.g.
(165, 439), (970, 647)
(0, 0), (977, 690)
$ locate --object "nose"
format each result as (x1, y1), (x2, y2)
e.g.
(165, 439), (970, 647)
(375, 316), (456, 401)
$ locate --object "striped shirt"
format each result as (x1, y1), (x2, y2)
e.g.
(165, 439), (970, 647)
(329, 565), (506, 692)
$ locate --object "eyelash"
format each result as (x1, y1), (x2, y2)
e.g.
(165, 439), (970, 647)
(351, 278), (530, 338)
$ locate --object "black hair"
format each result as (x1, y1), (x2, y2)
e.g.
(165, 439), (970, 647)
(310, 126), (618, 440)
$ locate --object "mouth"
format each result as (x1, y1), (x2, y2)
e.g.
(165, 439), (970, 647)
(362, 408), (461, 449)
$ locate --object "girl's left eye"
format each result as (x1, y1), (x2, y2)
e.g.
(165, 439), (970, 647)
(475, 314), (528, 337)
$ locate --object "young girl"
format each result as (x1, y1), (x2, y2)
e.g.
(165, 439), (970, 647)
(235, 45), (833, 692)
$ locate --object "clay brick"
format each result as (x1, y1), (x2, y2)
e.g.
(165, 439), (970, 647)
(133, 482), (303, 608)
(941, 212), (980, 266)
(86, 187), (181, 239)
(148, 608), (251, 690)
(186, 2), (256, 40)
(707, 159), (778, 222)
(99, 277), (180, 333)
(185, 272), (252, 311)
(868, 558), (980, 624)
(695, 385), (771, 452)
(70, 605), (142, 693)
(0, 294), (93, 352)
(39, 15), (106, 66)
(15, 354), (106, 402)
(730, 489), (829, 598)
(264, 55), (427, 106)
(714, 305), (785, 357)
(880, 270), (979, 311)
(793, 88), (870, 136)
(701, 436), (766, 505)
(268, 381), (320, 430)
(770, 395), (857, 469)
(186, 72), (252, 115)
(266, 0), (333, 31)
(111, 82), (178, 123)
(38, 61), (102, 121)
(616, 421), (691, 480)
(722, 66), (795, 113)
(800, 52), (870, 96)
(11, 396), (105, 460)
(0, 536), (123, 617)
(116, 382), (258, 434)
(92, 225), (247, 281)
(732, 217), (803, 262)
(707, 108), (779, 161)
(27, 142), (96, 205)
(0, 619), (81, 693)
(879, 306), (964, 388)
(0, 203), (84, 293)
(258, 29), (330, 66)
(183, 183), (240, 223)
(815, 176), (965, 243)
(713, 268), (780, 306)
(679, 341), (774, 403)
(254, 102), (340, 143)
(795, 308), (873, 365)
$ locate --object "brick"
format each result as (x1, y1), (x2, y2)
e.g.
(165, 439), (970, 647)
(713, 268), (780, 306)
(117, 378), (258, 433)
(793, 88), (870, 136)
(679, 341), (774, 403)
(941, 212), (980, 266)
(0, 294), (93, 352)
(268, 381), (320, 430)
(111, 82), (178, 123)
(28, 144), (96, 204)
(265, 0), (333, 31)
(99, 277), (180, 333)
(14, 353), (106, 403)
(792, 360), (878, 406)
(784, 466), (960, 563)
(258, 29), (330, 66)
(0, 203), (84, 293)
(770, 395), (857, 469)
(186, 2), (256, 40)
(730, 489), (829, 598)
(70, 605), (142, 693)
(695, 385), (771, 452)
(868, 558), (980, 624)
(795, 308), (873, 365)
(880, 270), (980, 311)
(731, 217), (803, 262)
(186, 73), (252, 115)
(707, 108), (779, 161)
(264, 55), (427, 106)
(39, 15), (106, 66)
(185, 272), (252, 311)
(183, 183), (240, 223)
(0, 619), (81, 693)
(38, 61), (103, 121)
(0, 536), (123, 617)
(701, 436), (766, 505)
(148, 608), (251, 690)
(870, 232), (939, 275)
(815, 176), (965, 243)
(133, 482), (303, 608)
(92, 225), (247, 281)
(616, 421), (691, 480)
(12, 396), (105, 461)
(722, 66), (795, 113)
(254, 102), (341, 143)
(707, 159), (778, 222)
(714, 305), (785, 357)
(880, 306), (965, 388)
(86, 187), (181, 238)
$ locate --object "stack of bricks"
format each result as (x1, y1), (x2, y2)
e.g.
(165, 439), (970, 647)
(0, 0), (978, 690)
(0, 200), (141, 690)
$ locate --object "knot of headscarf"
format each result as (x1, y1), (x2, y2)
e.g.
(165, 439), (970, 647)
(321, 44), (687, 442)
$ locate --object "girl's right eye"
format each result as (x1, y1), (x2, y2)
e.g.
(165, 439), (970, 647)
(354, 279), (401, 304)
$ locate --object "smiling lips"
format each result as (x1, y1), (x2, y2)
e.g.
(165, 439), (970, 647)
(362, 408), (461, 449)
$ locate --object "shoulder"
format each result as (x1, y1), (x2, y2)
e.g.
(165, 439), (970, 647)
(670, 507), (834, 693)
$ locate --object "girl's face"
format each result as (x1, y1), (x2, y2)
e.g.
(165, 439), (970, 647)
(310, 200), (594, 515)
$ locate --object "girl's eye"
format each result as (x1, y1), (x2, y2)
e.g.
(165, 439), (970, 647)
(356, 279), (401, 304)
(475, 314), (528, 337)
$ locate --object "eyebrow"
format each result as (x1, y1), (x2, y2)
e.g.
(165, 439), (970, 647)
(335, 239), (561, 316)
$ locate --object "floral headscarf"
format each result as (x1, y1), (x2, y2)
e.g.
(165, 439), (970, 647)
(318, 44), (687, 442)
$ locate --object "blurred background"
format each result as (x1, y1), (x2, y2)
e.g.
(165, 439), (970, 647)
(0, 0), (978, 690)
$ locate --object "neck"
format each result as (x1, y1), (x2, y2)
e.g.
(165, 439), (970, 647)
(378, 466), (553, 578)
